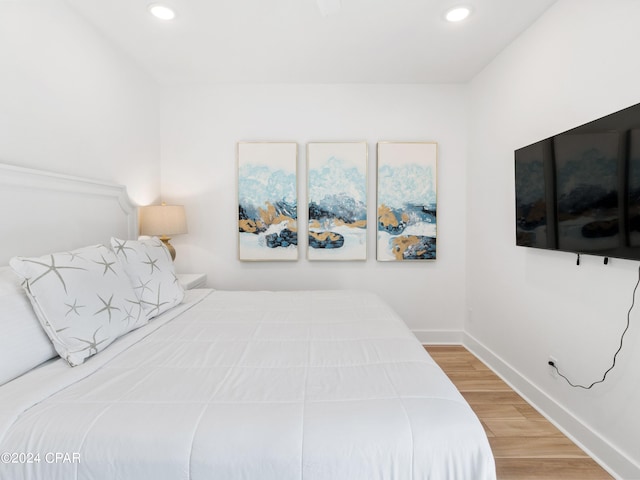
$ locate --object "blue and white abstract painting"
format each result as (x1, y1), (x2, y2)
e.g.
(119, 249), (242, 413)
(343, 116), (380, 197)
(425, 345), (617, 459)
(377, 142), (437, 261)
(307, 142), (367, 260)
(238, 142), (298, 261)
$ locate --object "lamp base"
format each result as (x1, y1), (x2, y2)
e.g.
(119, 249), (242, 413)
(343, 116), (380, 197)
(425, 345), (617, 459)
(159, 236), (176, 261)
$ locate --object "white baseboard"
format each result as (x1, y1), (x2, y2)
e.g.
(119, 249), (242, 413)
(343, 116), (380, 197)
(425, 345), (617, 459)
(462, 332), (639, 480)
(412, 329), (463, 345)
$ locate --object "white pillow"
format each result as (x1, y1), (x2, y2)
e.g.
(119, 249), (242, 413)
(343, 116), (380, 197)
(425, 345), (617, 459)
(10, 245), (147, 366)
(110, 237), (184, 319)
(0, 267), (58, 385)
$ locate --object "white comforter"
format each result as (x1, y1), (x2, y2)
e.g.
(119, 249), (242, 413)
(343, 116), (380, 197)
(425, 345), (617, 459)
(0, 290), (495, 480)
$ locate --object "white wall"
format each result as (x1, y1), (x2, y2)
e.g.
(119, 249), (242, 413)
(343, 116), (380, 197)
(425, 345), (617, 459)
(0, 0), (160, 204)
(468, 0), (640, 477)
(160, 84), (468, 338)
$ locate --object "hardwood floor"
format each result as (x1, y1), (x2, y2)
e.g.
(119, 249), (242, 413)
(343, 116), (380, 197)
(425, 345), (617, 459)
(425, 345), (613, 480)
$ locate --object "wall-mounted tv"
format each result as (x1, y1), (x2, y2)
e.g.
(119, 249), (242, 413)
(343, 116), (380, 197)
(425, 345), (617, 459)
(515, 101), (640, 261)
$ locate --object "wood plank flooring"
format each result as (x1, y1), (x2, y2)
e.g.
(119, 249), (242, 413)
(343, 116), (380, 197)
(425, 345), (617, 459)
(425, 345), (613, 480)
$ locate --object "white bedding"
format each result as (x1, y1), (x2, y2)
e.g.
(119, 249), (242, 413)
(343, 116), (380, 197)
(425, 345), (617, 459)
(0, 290), (495, 480)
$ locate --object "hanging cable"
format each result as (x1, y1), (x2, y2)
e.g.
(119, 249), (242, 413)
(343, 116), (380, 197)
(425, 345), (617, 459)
(548, 265), (640, 389)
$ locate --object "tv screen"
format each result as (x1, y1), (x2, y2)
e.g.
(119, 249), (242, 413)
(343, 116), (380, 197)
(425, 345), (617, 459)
(515, 101), (640, 261)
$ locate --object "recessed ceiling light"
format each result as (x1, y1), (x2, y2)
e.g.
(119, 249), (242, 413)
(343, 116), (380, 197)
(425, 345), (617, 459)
(148, 4), (176, 21)
(445, 6), (471, 22)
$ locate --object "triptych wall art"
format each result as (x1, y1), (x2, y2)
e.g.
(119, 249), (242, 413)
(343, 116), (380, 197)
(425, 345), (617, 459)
(237, 141), (437, 262)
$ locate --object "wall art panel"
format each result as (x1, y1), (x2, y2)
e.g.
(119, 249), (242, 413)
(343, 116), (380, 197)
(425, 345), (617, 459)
(237, 142), (298, 261)
(377, 142), (437, 261)
(307, 142), (368, 260)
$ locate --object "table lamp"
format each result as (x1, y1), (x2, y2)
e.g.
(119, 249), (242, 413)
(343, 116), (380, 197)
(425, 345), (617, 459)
(139, 203), (187, 261)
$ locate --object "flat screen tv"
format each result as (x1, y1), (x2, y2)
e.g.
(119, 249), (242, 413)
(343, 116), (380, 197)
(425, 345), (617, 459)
(515, 101), (640, 261)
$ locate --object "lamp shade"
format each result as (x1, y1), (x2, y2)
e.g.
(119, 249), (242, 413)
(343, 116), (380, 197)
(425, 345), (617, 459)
(140, 204), (187, 237)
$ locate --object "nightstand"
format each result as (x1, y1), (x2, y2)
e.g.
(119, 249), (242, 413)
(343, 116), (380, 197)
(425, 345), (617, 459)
(177, 273), (207, 290)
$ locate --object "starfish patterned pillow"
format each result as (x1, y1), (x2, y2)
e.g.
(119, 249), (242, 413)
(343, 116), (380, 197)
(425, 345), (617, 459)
(10, 244), (147, 366)
(110, 237), (184, 320)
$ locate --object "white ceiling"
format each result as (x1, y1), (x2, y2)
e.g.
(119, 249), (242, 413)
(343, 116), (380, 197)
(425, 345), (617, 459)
(64, 0), (557, 85)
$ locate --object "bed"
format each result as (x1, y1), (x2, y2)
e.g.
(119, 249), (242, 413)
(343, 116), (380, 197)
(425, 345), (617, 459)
(0, 163), (496, 479)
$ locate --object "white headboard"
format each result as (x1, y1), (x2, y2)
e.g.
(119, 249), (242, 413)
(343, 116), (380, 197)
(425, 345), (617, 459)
(0, 163), (137, 265)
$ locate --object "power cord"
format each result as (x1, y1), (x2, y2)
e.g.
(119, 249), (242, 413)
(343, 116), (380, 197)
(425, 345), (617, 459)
(548, 264), (640, 389)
